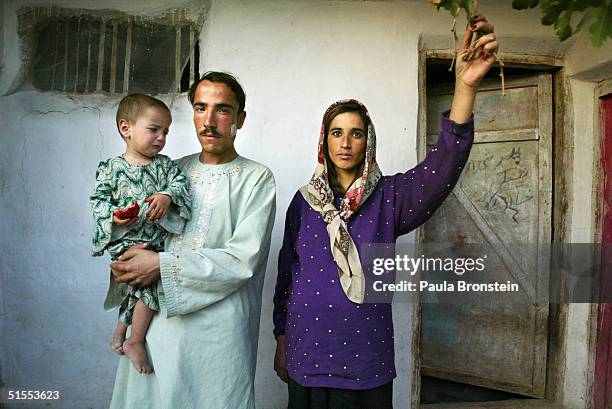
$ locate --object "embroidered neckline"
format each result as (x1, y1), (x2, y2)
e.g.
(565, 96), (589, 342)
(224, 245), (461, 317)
(119, 154), (159, 168)
(192, 154), (243, 172)
(167, 154), (248, 254)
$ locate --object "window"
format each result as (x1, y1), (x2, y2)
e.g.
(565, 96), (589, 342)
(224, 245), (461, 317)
(18, 7), (201, 95)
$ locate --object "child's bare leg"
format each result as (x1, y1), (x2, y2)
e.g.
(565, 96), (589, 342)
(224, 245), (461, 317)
(122, 300), (154, 374)
(111, 321), (128, 354)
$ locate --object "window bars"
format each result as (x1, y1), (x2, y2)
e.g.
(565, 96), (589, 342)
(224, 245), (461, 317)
(19, 7), (201, 95)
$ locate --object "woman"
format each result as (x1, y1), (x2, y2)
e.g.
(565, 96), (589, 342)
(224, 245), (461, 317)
(273, 16), (499, 408)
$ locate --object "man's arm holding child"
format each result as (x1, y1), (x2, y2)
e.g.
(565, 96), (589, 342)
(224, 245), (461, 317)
(112, 171), (276, 317)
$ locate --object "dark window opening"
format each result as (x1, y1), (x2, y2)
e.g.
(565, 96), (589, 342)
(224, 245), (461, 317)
(24, 8), (200, 95)
(181, 40), (200, 93)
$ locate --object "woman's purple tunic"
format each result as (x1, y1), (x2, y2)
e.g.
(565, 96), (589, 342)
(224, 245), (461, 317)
(273, 111), (474, 389)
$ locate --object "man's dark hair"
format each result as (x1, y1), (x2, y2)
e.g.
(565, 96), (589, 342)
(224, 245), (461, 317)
(188, 71), (246, 113)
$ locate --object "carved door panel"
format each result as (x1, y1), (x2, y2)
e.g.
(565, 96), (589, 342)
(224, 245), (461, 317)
(420, 73), (552, 397)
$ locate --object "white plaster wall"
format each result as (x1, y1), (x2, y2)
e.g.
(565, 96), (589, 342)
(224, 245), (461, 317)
(0, 0), (23, 95)
(1, 2), (5, 73)
(562, 79), (595, 409)
(0, 94), (202, 408)
(1, 0), (608, 408)
(198, 2), (552, 408)
(0, 1), (205, 408)
(568, 78), (597, 244)
(0, 0), (6, 375)
(566, 32), (612, 79)
(199, 2), (424, 407)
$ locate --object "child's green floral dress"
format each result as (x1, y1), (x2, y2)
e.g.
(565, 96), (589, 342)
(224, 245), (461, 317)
(90, 154), (191, 324)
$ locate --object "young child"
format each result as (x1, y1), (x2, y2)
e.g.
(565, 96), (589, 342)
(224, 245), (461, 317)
(90, 94), (191, 374)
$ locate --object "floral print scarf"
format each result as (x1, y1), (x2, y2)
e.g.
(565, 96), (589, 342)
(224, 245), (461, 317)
(299, 99), (382, 303)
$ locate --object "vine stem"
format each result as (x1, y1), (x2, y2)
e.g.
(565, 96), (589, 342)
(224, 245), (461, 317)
(448, 10), (459, 72)
(495, 51), (506, 96)
(457, 0), (506, 96)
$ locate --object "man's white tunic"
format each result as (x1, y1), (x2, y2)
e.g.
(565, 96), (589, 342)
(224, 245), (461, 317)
(110, 154), (276, 409)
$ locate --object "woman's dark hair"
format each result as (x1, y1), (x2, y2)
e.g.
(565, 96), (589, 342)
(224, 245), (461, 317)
(322, 102), (369, 196)
(188, 71), (246, 113)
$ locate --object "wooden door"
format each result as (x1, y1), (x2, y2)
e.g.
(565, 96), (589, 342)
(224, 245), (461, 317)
(594, 93), (612, 409)
(420, 73), (552, 398)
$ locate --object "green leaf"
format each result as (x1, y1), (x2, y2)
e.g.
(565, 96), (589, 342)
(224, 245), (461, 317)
(573, 0), (593, 12)
(436, 0), (461, 17)
(587, 0), (606, 7)
(606, 3), (612, 38)
(512, 0), (540, 9)
(554, 10), (573, 40)
(541, 4), (564, 25)
(432, 0), (449, 12)
(588, 3), (608, 47)
(575, 8), (595, 32)
(510, 0), (609, 46)
(458, 0), (472, 18)
(546, 0), (570, 12)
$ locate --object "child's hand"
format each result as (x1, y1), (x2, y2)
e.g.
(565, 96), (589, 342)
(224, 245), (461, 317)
(113, 215), (139, 225)
(144, 194), (172, 222)
(113, 202), (140, 225)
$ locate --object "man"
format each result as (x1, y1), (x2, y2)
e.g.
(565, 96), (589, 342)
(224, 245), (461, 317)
(109, 71), (276, 409)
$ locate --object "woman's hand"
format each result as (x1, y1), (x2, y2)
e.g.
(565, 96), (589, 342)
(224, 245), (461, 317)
(450, 15), (499, 123)
(455, 15), (499, 90)
(274, 335), (288, 383)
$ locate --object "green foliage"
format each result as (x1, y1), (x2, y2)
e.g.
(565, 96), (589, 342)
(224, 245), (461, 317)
(432, 0), (474, 18)
(431, 0), (610, 47)
(512, 0), (540, 9)
(511, 0), (611, 47)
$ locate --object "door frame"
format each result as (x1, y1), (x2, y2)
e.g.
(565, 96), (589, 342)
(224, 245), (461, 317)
(587, 77), (612, 409)
(411, 49), (572, 409)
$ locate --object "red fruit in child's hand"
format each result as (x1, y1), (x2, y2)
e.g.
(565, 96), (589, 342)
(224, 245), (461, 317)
(113, 202), (140, 219)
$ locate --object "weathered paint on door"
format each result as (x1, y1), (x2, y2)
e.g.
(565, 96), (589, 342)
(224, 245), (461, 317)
(594, 93), (612, 409)
(421, 73), (553, 398)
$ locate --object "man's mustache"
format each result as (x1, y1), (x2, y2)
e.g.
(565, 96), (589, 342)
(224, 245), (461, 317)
(199, 127), (221, 136)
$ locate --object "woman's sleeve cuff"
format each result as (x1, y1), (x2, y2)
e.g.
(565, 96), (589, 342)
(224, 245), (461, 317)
(440, 109), (474, 135)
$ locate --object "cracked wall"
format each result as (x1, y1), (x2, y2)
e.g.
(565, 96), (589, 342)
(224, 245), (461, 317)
(0, 1), (208, 408)
(0, 92), (202, 409)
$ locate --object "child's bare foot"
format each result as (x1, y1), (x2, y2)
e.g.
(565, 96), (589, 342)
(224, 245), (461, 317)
(122, 338), (154, 374)
(111, 321), (128, 354)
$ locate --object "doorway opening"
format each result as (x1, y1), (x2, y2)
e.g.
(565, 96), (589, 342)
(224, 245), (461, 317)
(418, 57), (560, 406)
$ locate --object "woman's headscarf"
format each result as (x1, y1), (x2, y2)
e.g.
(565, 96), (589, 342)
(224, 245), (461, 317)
(299, 99), (382, 303)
